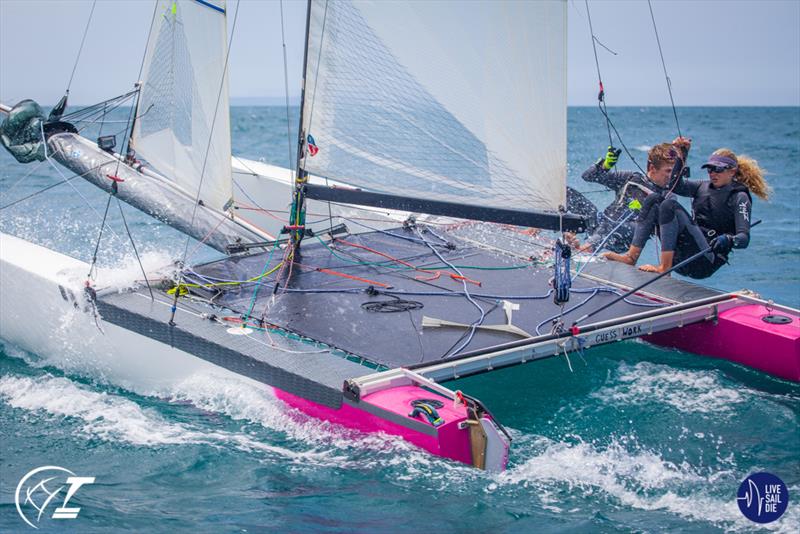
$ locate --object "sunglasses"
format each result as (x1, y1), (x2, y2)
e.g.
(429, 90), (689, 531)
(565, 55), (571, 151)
(706, 165), (731, 174)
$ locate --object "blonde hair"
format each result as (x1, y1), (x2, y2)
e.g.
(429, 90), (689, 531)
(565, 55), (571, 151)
(713, 148), (771, 200)
(647, 143), (675, 170)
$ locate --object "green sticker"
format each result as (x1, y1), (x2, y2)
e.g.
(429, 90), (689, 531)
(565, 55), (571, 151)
(628, 198), (642, 211)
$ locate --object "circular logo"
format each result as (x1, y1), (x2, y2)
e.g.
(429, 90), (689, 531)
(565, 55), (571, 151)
(737, 472), (789, 523)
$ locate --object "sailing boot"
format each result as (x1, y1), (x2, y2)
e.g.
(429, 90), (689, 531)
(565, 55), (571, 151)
(602, 246), (642, 266)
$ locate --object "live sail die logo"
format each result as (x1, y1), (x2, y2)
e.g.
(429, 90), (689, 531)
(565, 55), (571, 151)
(15, 466), (96, 529)
(736, 472), (789, 523)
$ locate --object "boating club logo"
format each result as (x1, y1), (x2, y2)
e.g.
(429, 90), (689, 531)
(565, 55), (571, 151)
(15, 466), (95, 529)
(736, 472), (789, 523)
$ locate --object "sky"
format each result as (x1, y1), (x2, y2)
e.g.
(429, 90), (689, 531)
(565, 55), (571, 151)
(0, 0), (798, 107)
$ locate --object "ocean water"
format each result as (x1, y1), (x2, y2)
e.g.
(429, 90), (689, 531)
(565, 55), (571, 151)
(0, 106), (798, 532)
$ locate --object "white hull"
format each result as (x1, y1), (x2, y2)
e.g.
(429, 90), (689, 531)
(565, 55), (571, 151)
(0, 232), (262, 395)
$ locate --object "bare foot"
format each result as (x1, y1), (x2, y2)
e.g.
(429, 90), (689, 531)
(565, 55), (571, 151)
(638, 264), (668, 274)
(602, 251), (635, 265)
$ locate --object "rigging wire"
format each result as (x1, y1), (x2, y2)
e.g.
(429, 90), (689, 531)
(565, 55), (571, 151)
(44, 155), (120, 241)
(278, 0), (295, 177)
(116, 198), (154, 299)
(647, 0), (682, 139)
(181, 0), (241, 263)
(583, 0), (647, 176)
(290, 0), (332, 244)
(169, 0), (241, 326)
(584, 0), (612, 147)
(0, 158), (117, 211)
(65, 0), (97, 94)
(87, 193), (114, 280)
(124, 0), (159, 153)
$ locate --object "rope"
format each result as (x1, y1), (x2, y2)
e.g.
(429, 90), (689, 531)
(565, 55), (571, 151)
(170, 0), (241, 327)
(87, 193), (113, 281)
(574, 246), (711, 326)
(116, 198), (154, 300)
(66, 0), (97, 94)
(0, 159), (52, 206)
(43, 155), (120, 241)
(242, 239), (282, 324)
(583, 1), (647, 176)
(278, 0), (294, 173)
(585, 0), (612, 147)
(415, 226), (485, 357)
(181, 0), (241, 263)
(573, 209), (636, 280)
(361, 296), (424, 313)
(647, 0), (682, 138)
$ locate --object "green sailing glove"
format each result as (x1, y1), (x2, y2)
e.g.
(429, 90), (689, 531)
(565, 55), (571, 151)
(600, 146), (622, 170)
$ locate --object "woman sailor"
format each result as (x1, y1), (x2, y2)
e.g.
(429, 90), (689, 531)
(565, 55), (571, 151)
(604, 141), (770, 278)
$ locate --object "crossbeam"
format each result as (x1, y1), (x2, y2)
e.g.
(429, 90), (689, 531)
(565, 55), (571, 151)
(351, 293), (745, 387)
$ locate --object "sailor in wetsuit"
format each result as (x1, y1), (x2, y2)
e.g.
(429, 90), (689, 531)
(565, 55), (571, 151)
(567, 143), (678, 253)
(604, 142), (771, 278)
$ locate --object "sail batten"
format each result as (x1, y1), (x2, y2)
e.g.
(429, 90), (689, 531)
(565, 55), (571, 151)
(299, 0), (567, 215)
(131, 0), (232, 212)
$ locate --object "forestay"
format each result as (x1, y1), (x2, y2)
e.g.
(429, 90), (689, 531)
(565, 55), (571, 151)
(131, 0), (233, 212)
(300, 0), (567, 213)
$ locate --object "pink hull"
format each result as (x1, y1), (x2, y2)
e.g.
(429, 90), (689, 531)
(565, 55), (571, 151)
(648, 304), (800, 382)
(274, 386), (475, 466)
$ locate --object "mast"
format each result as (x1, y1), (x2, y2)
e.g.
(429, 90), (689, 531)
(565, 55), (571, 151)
(289, 0), (314, 247)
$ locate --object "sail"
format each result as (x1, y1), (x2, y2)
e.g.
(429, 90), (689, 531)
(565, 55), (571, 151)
(299, 0), (567, 214)
(131, 0), (233, 212)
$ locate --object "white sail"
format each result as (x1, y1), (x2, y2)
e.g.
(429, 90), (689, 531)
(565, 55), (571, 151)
(300, 0), (567, 213)
(131, 0), (233, 212)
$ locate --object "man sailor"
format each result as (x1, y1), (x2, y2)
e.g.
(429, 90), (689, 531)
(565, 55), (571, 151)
(567, 142), (682, 253)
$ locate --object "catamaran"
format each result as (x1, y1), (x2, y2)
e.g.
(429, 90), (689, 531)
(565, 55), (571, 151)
(1, 0), (797, 471)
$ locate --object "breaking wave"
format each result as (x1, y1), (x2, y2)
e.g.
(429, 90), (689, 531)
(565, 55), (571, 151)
(494, 435), (797, 532)
(592, 361), (746, 414)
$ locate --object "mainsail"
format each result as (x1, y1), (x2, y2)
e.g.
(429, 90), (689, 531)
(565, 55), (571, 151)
(131, 0), (233, 212)
(299, 0), (568, 215)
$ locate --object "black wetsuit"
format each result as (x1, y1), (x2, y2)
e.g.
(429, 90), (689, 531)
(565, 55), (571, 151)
(576, 163), (663, 253)
(631, 180), (753, 279)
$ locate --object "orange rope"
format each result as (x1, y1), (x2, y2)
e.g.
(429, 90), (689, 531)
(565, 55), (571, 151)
(292, 260), (392, 288)
(334, 238), (482, 286)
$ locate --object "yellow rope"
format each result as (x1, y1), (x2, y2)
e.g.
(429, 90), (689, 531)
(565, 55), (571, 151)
(167, 261), (285, 294)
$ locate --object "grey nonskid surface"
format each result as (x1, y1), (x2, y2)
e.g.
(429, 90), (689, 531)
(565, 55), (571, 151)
(190, 228), (675, 368)
(97, 291), (368, 408)
(578, 259), (723, 303)
(97, 226), (725, 405)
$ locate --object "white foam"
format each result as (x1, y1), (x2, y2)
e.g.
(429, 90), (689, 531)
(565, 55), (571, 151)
(593, 361), (745, 414)
(0, 374), (191, 445)
(167, 373), (412, 457)
(97, 250), (174, 291)
(635, 144), (652, 152)
(493, 436), (796, 531)
(0, 374), (324, 462)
